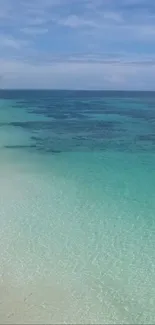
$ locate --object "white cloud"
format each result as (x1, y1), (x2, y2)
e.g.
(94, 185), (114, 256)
(0, 57), (155, 90)
(21, 27), (48, 35)
(103, 12), (124, 23)
(55, 14), (97, 28)
(0, 35), (29, 49)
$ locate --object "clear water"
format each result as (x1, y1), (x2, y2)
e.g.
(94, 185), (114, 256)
(0, 90), (155, 323)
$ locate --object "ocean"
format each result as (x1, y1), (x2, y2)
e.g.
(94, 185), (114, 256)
(0, 90), (155, 324)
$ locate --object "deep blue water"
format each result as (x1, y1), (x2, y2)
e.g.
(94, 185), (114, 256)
(1, 90), (155, 153)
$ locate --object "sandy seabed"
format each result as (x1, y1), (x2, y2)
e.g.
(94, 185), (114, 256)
(0, 155), (155, 324)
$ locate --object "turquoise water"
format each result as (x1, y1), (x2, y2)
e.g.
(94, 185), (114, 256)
(0, 90), (155, 323)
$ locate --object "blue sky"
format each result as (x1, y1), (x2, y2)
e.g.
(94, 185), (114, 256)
(1, 0), (155, 89)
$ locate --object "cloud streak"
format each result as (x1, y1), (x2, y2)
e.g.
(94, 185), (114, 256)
(21, 27), (48, 35)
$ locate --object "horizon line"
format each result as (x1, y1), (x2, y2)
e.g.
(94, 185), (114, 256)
(0, 88), (155, 92)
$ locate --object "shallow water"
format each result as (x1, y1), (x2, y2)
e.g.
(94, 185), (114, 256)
(0, 90), (155, 323)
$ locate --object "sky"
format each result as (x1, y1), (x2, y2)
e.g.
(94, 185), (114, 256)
(0, 0), (155, 89)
